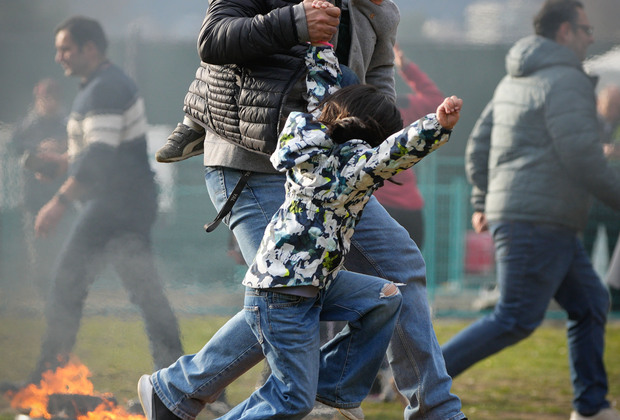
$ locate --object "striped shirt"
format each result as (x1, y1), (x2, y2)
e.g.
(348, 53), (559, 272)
(67, 62), (154, 201)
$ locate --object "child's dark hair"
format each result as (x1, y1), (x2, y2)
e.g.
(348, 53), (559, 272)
(317, 84), (403, 147)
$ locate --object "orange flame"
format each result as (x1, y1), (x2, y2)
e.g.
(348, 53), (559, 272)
(79, 400), (146, 420)
(6, 360), (145, 420)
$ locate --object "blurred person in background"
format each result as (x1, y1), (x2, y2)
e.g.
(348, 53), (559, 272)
(8, 78), (70, 298)
(587, 84), (620, 310)
(582, 84), (620, 260)
(373, 43), (445, 249)
(28, 15), (183, 383)
(597, 85), (620, 149)
(444, 1), (620, 419)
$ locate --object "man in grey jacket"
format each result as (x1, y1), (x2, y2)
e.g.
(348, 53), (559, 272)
(138, 1), (466, 420)
(443, 1), (620, 419)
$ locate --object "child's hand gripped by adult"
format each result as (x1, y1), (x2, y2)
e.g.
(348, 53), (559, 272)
(436, 95), (463, 131)
(312, 0), (333, 9)
(304, 0), (340, 45)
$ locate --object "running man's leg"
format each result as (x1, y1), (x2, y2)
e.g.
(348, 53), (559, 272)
(346, 196), (465, 420)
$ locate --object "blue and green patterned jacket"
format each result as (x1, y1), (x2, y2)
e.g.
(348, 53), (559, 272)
(243, 46), (451, 291)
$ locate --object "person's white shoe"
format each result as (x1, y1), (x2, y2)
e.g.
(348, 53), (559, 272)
(137, 375), (154, 420)
(137, 374), (181, 420)
(570, 408), (620, 420)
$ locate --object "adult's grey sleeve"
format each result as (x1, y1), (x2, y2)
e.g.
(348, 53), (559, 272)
(465, 100), (493, 212)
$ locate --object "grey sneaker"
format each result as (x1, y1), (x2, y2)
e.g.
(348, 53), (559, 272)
(337, 407), (364, 420)
(137, 374), (181, 420)
(306, 401), (337, 419)
(156, 123), (205, 163)
(307, 402), (364, 420)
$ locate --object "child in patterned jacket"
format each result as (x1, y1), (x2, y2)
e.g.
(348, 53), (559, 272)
(219, 40), (463, 419)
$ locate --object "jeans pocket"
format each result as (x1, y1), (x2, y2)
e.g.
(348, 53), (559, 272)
(268, 291), (308, 309)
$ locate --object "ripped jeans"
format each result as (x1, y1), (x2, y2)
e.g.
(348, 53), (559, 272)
(219, 276), (402, 419)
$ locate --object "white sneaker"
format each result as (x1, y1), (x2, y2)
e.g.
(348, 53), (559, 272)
(570, 408), (620, 420)
(137, 375), (180, 420)
(472, 284), (500, 311)
(137, 375), (154, 420)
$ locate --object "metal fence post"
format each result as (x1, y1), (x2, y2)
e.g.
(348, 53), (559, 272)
(448, 176), (467, 289)
(417, 154), (438, 299)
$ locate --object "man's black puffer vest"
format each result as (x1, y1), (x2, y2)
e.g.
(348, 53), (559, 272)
(184, 47), (308, 156)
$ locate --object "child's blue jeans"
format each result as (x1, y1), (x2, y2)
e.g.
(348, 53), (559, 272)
(219, 272), (401, 419)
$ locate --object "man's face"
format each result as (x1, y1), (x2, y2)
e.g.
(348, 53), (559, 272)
(567, 7), (594, 61)
(54, 29), (90, 78)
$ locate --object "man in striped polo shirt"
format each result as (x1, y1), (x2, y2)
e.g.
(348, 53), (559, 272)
(30, 15), (183, 383)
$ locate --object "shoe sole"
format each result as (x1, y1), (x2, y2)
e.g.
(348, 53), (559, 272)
(156, 148), (204, 163)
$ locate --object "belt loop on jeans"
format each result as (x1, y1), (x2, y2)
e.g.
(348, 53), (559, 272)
(204, 170), (252, 233)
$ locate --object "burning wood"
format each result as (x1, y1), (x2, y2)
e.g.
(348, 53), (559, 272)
(47, 394), (113, 419)
(5, 360), (144, 420)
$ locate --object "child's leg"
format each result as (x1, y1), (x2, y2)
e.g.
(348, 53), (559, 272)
(220, 288), (322, 420)
(315, 271), (402, 408)
(347, 196), (464, 419)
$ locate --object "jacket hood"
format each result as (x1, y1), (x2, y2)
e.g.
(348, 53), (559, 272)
(505, 35), (583, 78)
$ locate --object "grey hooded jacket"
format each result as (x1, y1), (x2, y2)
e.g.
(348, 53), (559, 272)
(466, 35), (620, 232)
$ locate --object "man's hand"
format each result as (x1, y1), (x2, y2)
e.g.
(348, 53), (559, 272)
(304, 0), (340, 44)
(35, 177), (80, 238)
(471, 211), (489, 233)
(436, 95), (463, 130)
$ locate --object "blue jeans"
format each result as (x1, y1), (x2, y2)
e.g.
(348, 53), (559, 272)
(442, 221), (611, 416)
(152, 167), (465, 420)
(222, 274), (401, 419)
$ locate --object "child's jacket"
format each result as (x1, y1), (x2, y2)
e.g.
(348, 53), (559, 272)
(243, 47), (451, 291)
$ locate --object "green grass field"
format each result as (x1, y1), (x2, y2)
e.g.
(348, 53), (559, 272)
(1, 314), (619, 420)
